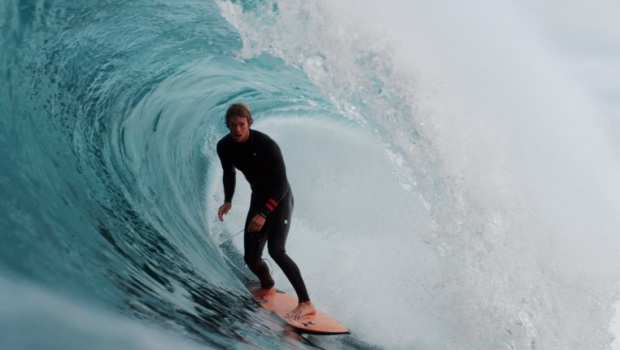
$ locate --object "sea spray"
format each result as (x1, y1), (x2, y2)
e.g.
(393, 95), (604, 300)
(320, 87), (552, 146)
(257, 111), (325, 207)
(216, 0), (620, 348)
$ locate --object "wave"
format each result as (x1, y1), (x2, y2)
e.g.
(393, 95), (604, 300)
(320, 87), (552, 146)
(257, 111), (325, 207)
(1, 0), (619, 349)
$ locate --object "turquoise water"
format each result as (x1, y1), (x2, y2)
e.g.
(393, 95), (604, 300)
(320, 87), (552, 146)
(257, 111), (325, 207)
(0, 0), (375, 348)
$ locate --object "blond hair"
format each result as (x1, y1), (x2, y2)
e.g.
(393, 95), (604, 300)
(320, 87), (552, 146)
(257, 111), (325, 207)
(225, 103), (253, 126)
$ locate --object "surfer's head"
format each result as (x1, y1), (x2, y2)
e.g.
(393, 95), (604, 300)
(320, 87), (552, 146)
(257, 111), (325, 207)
(225, 103), (253, 143)
(225, 103), (253, 126)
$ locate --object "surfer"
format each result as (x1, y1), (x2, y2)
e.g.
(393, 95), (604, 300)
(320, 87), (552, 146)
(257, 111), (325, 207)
(216, 103), (316, 320)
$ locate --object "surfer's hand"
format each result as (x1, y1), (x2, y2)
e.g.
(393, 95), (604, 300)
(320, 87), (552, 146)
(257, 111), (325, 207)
(247, 214), (265, 232)
(218, 202), (232, 221)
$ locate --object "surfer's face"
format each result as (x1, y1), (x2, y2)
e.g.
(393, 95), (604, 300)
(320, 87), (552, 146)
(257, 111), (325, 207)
(227, 116), (252, 143)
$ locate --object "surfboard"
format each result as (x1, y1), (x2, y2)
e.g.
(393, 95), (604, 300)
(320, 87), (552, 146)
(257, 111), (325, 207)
(245, 282), (350, 335)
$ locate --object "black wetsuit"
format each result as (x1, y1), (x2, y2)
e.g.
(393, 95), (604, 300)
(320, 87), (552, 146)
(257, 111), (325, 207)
(217, 129), (310, 302)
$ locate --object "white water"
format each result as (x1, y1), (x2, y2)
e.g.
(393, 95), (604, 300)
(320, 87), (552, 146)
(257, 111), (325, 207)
(213, 0), (620, 349)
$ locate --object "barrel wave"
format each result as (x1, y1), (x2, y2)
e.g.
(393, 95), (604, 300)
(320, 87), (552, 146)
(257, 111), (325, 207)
(2, 0), (620, 349)
(0, 0), (336, 348)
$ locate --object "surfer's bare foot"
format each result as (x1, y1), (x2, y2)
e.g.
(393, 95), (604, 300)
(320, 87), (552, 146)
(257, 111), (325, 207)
(251, 285), (276, 298)
(286, 301), (316, 320)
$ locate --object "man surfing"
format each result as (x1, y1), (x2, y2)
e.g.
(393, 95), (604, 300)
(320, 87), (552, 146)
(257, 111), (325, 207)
(216, 103), (316, 320)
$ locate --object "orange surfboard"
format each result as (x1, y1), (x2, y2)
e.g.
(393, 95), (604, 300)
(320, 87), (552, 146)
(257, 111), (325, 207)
(246, 283), (350, 335)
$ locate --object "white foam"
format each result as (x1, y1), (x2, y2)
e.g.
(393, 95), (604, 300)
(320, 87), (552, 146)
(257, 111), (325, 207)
(215, 1), (620, 348)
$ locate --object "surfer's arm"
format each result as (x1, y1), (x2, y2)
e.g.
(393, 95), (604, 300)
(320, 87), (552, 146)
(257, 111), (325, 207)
(217, 142), (236, 203)
(258, 140), (289, 218)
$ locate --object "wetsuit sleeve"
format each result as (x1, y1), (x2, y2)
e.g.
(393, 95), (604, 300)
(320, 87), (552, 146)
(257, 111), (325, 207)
(258, 140), (289, 218)
(217, 141), (236, 203)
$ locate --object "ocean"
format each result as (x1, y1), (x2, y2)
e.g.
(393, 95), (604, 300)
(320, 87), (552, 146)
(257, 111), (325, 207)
(2, 0), (620, 349)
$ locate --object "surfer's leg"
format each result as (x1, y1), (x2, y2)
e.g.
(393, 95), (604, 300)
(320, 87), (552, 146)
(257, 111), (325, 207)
(266, 192), (311, 303)
(243, 204), (274, 290)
